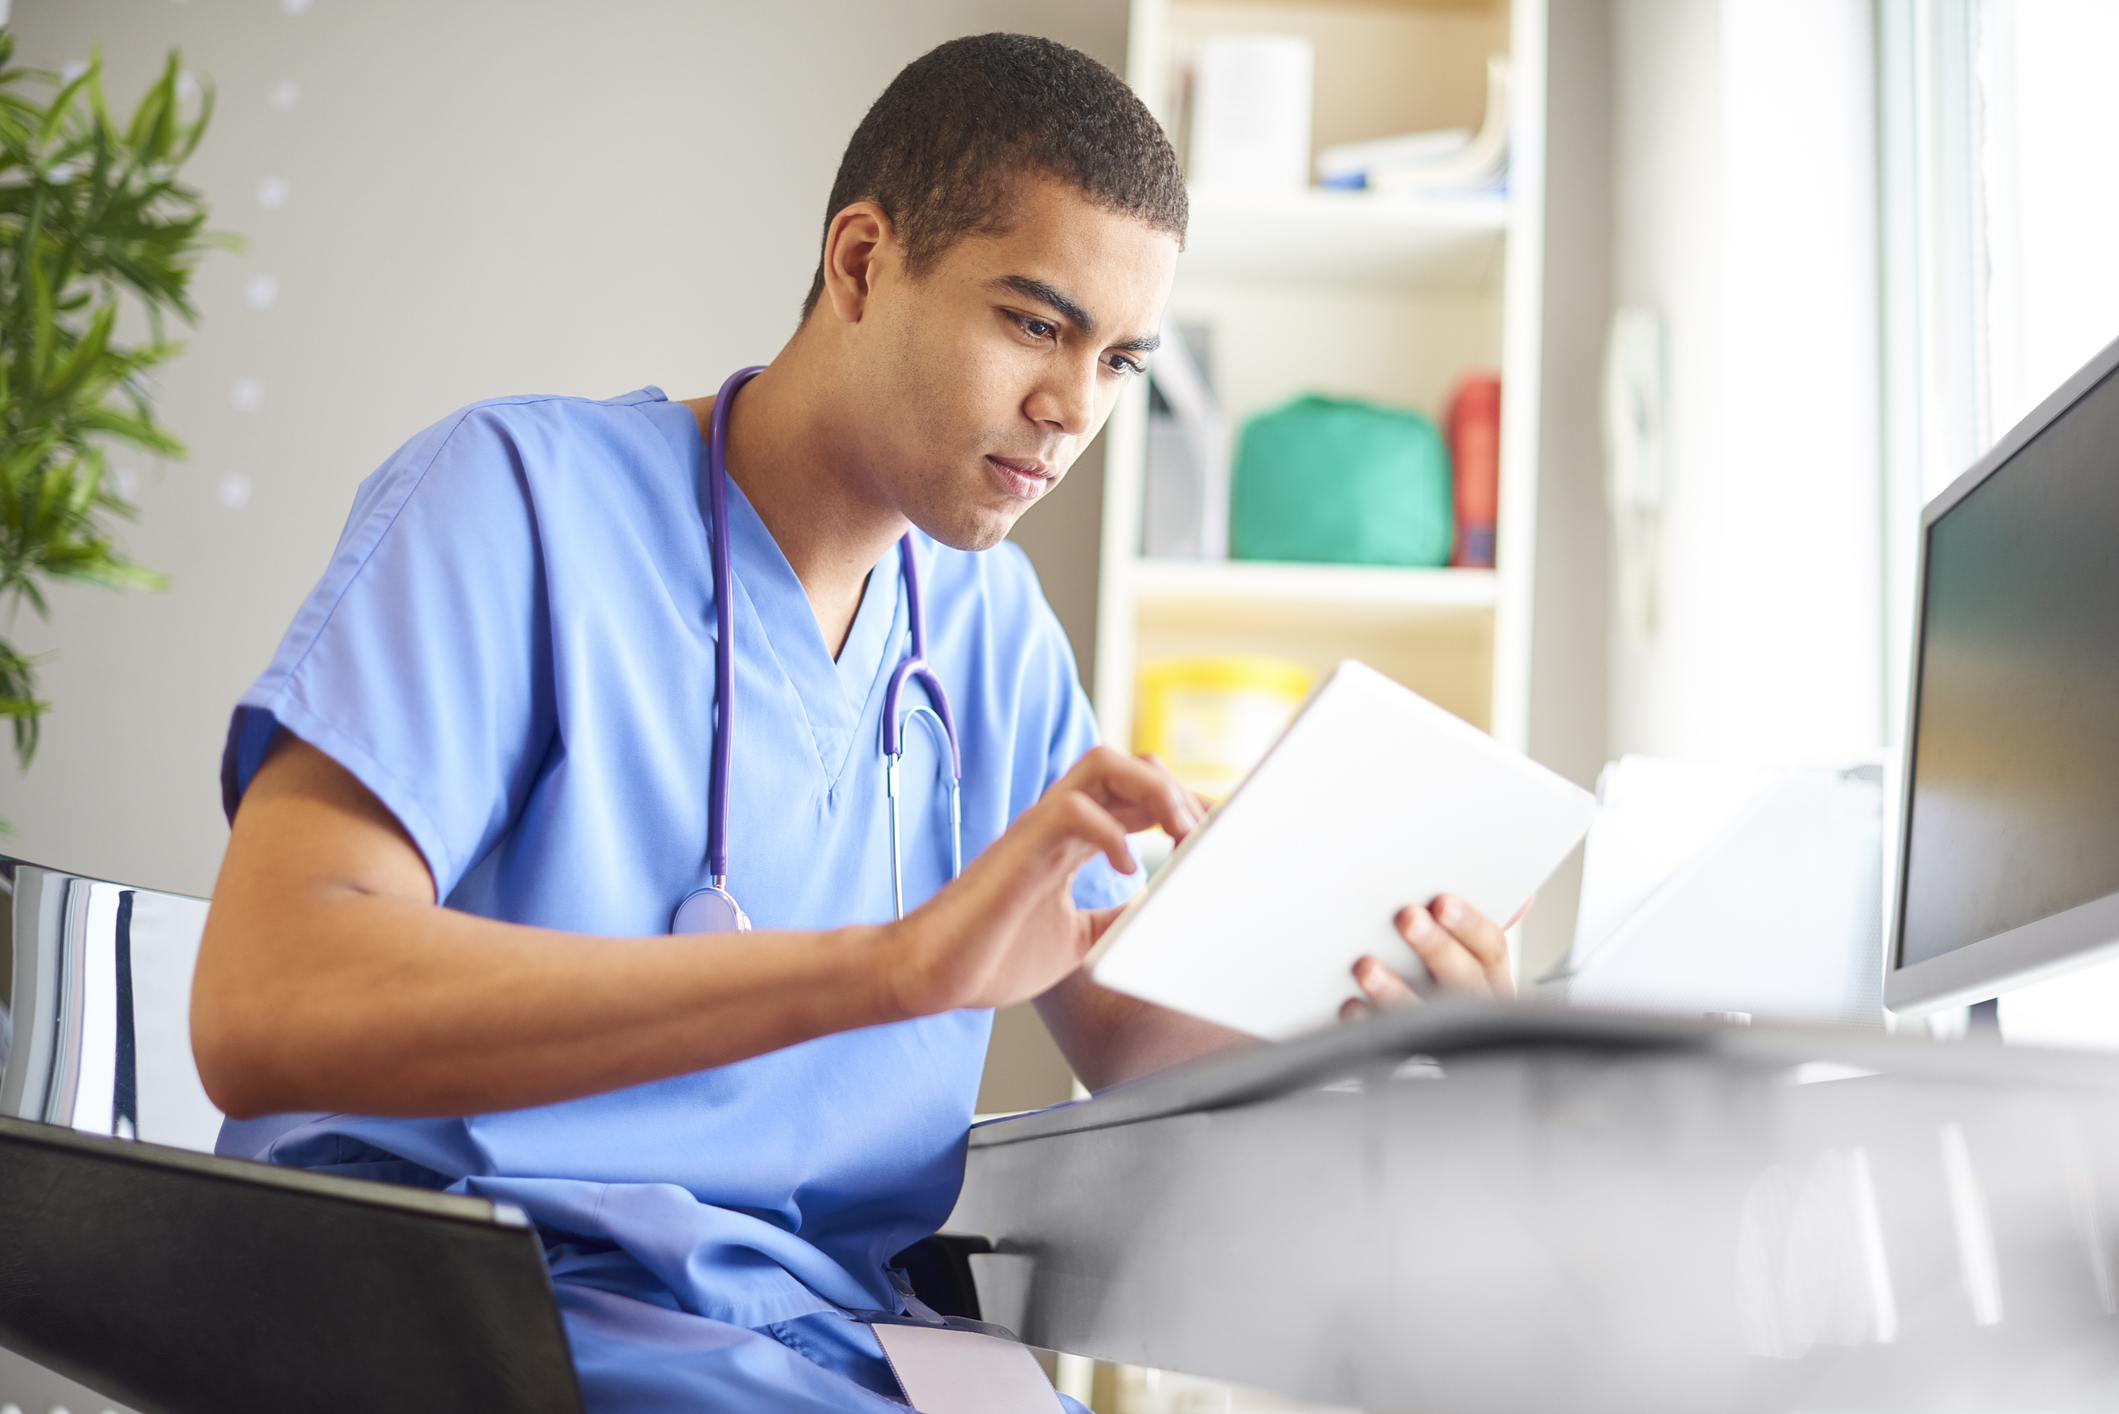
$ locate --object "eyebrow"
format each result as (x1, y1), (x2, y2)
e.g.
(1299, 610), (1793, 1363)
(995, 275), (1161, 354)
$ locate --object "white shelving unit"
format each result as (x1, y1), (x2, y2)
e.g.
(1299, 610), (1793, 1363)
(1064, 12), (1556, 1400)
(1180, 188), (1508, 289)
(1097, 0), (1549, 756)
(1132, 559), (1497, 609)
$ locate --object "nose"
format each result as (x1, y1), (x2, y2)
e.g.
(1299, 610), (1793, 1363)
(1024, 357), (1098, 439)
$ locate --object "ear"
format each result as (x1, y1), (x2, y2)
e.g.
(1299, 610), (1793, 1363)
(819, 201), (899, 325)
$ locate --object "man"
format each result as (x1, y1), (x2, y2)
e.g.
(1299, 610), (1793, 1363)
(193, 33), (1517, 1412)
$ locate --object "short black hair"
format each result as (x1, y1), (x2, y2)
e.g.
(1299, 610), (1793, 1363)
(801, 33), (1186, 319)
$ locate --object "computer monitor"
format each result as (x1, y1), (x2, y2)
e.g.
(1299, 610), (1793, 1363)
(1888, 333), (2119, 1013)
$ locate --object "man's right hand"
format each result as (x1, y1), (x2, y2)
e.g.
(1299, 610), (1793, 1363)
(887, 744), (1203, 1016)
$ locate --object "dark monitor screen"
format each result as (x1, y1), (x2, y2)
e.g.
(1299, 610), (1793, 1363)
(1899, 364), (2119, 970)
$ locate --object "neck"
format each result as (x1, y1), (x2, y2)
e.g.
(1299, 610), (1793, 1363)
(686, 333), (908, 659)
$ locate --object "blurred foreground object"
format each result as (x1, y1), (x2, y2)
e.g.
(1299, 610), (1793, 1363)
(0, 854), (579, 1413)
(0, 38), (229, 786)
(1546, 755), (1886, 1026)
(955, 998), (2119, 1413)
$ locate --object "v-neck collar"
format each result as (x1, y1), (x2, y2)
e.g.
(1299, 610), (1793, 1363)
(834, 547), (900, 704)
(722, 475), (906, 784)
(640, 390), (907, 785)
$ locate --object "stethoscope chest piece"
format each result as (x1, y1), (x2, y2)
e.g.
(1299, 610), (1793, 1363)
(672, 883), (751, 934)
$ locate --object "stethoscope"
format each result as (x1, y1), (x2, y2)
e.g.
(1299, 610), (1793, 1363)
(671, 366), (964, 935)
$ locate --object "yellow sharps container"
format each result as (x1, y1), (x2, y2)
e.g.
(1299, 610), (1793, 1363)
(1132, 656), (1316, 801)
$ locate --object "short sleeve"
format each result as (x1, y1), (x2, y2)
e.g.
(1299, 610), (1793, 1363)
(221, 405), (556, 899)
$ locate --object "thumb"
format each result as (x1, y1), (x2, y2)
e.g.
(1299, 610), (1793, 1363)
(1083, 903), (1129, 946)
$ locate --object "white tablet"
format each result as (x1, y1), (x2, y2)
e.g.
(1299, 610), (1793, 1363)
(1085, 660), (1598, 1040)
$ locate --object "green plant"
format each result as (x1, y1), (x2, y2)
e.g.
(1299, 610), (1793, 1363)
(0, 34), (232, 784)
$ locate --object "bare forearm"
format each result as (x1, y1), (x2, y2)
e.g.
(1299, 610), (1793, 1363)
(1034, 969), (1252, 1092)
(194, 894), (907, 1119)
(196, 733), (1206, 1120)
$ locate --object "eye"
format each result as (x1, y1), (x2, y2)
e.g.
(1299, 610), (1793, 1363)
(1107, 353), (1146, 377)
(1011, 313), (1060, 342)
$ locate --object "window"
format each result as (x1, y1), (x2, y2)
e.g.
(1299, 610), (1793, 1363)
(1881, 0), (2119, 1042)
(1977, 0), (2119, 436)
(1980, 2), (2119, 1046)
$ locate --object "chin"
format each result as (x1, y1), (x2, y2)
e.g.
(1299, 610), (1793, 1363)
(919, 505), (1020, 554)
(939, 522), (1013, 554)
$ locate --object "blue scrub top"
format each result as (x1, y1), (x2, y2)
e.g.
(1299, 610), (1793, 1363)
(216, 387), (1133, 1333)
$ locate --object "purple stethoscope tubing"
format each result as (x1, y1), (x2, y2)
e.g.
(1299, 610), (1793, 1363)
(880, 517), (965, 918)
(675, 366), (963, 934)
(703, 367), (748, 889)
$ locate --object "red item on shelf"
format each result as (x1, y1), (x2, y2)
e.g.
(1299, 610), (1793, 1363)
(1446, 373), (1501, 568)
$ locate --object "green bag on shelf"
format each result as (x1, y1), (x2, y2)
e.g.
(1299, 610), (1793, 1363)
(1229, 393), (1453, 567)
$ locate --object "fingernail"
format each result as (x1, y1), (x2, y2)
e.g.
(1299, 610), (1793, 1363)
(1437, 897), (1464, 925)
(1408, 907), (1433, 936)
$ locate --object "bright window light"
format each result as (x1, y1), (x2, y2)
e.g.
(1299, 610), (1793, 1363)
(1979, 0), (2119, 436)
(1978, 1), (2119, 1041)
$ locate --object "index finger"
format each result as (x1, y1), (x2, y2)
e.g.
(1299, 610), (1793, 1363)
(1062, 745), (1202, 840)
(1430, 894), (1515, 997)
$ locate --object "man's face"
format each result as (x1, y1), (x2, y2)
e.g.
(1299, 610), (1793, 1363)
(842, 176), (1179, 551)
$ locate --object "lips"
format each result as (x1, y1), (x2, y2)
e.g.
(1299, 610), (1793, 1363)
(985, 455), (1054, 501)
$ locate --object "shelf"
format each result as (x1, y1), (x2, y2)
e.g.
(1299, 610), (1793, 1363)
(1179, 188), (1508, 291)
(1131, 557), (1497, 610)
(1131, 589), (1494, 730)
(1103, 0), (1541, 755)
(1191, 0), (1502, 12)
(1126, 558), (1496, 728)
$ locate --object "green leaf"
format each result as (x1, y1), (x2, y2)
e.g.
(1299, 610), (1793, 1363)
(42, 295), (115, 398)
(38, 65), (93, 147)
(0, 638), (51, 766)
(0, 44), (225, 767)
(127, 54), (175, 159)
(27, 247), (54, 382)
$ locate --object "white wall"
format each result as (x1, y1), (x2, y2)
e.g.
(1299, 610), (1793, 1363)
(3, 0), (1123, 899)
(1608, 0), (1884, 765)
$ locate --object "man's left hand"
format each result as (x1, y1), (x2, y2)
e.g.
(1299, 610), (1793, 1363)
(1340, 893), (1533, 1019)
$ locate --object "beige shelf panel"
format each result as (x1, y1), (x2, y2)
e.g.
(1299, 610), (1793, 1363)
(1130, 590), (1494, 733)
(1197, 0), (1498, 11)
(1168, 1), (1511, 159)
(1133, 558), (1496, 607)
(1167, 278), (1503, 434)
(1181, 189), (1507, 291)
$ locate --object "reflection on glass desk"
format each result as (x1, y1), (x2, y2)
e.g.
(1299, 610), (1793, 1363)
(952, 1000), (2119, 1414)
